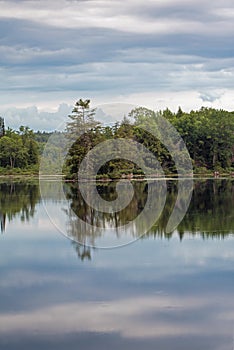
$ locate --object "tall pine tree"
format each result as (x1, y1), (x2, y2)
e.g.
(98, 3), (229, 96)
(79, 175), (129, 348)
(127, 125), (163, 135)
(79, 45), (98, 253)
(0, 117), (5, 137)
(65, 99), (100, 177)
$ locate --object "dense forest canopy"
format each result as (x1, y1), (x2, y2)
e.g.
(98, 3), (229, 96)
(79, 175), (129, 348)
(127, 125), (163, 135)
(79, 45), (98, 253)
(0, 102), (234, 176)
(64, 101), (234, 178)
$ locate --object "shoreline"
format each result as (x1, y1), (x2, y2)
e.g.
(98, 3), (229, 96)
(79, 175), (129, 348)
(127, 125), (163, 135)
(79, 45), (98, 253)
(0, 173), (233, 182)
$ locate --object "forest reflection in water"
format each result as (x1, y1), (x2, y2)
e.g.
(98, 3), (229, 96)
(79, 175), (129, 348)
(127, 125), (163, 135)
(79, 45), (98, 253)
(61, 179), (233, 258)
(0, 178), (233, 260)
(0, 180), (40, 233)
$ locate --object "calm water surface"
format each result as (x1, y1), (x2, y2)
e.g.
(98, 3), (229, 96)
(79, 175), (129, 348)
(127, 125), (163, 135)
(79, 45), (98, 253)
(0, 179), (234, 350)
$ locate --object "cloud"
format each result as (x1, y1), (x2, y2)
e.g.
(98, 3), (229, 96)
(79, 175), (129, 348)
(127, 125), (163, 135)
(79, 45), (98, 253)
(0, 0), (234, 126)
(95, 103), (136, 124)
(2, 104), (72, 131)
(1, 102), (135, 130)
(199, 91), (223, 103)
(0, 0), (233, 36)
(2, 88), (234, 132)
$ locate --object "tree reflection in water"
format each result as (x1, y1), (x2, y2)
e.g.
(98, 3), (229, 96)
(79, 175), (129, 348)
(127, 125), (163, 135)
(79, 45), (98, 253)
(0, 180), (40, 233)
(64, 179), (234, 260)
(0, 179), (233, 261)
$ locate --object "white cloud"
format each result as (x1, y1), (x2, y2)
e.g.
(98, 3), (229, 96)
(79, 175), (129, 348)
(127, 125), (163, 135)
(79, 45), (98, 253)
(2, 88), (234, 131)
(1, 104), (72, 131)
(113, 90), (234, 112)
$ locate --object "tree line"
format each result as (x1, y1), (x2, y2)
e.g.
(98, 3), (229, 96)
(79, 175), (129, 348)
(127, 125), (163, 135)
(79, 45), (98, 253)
(0, 119), (56, 174)
(0, 100), (234, 176)
(65, 100), (234, 178)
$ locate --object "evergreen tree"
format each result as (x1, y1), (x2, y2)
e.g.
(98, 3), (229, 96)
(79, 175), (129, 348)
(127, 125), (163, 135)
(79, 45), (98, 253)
(28, 140), (39, 165)
(66, 99), (99, 140)
(0, 117), (5, 137)
(65, 99), (100, 177)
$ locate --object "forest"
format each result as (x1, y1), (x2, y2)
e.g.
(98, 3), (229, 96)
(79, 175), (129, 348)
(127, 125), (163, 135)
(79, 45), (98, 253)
(0, 100), (234, 177)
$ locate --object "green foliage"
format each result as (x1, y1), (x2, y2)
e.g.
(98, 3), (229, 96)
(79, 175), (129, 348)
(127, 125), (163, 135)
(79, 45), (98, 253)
(66, 99), (99, 139)
(0, 126), (39, 171)
(168, 107), (234, 170)
(65, 99), (101, 178)
(1, 102), (234, 177)
(64, 103), (234, 178)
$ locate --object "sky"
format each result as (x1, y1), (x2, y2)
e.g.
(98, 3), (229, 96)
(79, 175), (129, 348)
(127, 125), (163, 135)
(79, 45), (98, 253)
(0, 0), (234, 130)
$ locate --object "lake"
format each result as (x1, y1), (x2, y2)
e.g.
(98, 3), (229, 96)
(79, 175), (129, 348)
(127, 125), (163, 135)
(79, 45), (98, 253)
(0, 178), (234, 350)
